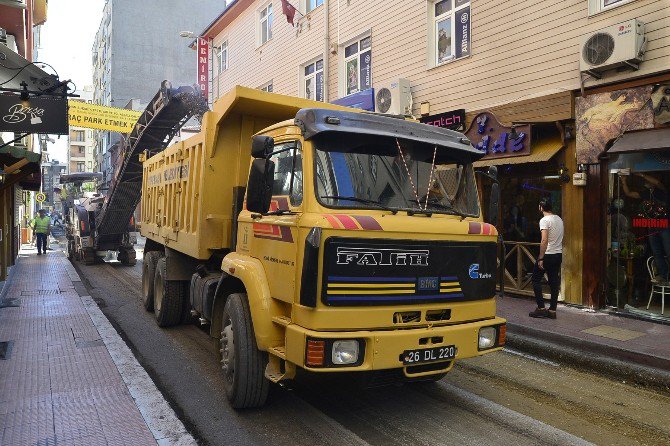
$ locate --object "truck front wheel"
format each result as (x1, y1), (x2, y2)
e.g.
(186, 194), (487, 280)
(142, 251), (163, 311)
(220, 293), (270, 409)
(153, 257), (186, 327)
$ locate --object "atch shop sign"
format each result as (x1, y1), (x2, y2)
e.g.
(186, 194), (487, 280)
(0, 95), (68, 134)
(420, 109), (466, 131)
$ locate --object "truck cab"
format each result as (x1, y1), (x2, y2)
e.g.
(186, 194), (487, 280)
(227, 109), (504, 404)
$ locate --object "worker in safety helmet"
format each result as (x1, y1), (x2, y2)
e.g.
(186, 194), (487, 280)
(31, 209), (51, 256)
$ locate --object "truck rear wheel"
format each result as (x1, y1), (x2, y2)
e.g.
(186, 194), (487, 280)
(142, 251), (163, 311)
(220, 293), (269, 409)
(153, 257), (186, 327)
(119, 248), (137, 266)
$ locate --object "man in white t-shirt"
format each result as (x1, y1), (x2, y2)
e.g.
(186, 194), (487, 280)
(529, 198), (564, 319)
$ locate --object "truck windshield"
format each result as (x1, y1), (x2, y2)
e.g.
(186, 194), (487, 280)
(314, 142), (480, 217)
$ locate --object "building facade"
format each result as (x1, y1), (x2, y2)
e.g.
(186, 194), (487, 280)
(91, 0), (223, 190)
(67, 86), (96, 174)
(199, 0), (670, 319)
(0, 0), (48, 280)
(40, 160), (67, 212)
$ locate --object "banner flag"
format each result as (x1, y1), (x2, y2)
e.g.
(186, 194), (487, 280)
(68, 101), (141, 133)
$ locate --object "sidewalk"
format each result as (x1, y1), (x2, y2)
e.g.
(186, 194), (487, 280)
(0, 244), (193, 445)
(498, 295), (670, 390)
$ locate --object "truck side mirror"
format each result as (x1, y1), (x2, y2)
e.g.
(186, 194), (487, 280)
(246, 159), (275, 213)
(488, 182), (500, 228)
(251, 135), (274, 159)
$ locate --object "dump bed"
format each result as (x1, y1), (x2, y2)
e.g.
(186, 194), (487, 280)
(140, 86), (351, 260)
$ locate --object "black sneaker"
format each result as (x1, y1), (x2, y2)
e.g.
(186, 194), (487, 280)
(547, 310), (557, 319)
(529, 307), (549, 318)
(37, 252), (42, 255)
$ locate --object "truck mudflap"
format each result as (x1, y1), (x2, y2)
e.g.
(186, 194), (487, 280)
(283, 317), (506, 377)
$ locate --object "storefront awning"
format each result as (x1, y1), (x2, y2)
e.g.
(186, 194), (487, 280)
(606, 128), (670, 155)
(473, 137), (564, 167)
(0, 145), (42, 191)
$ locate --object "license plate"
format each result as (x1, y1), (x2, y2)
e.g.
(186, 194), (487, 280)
(402, 345), (457, 365)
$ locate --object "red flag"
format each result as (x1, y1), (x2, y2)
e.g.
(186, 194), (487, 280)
(280, 0), (298, 26)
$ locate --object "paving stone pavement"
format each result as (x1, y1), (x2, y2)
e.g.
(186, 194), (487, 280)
(0, 246), (159, 446)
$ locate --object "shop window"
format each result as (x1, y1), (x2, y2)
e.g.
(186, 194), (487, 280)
(258, 2), (273, 46)
(302, 58), (324, 101)
(340, 35), (372, 97)
(606, 154), (670, 318)
(427, 0), (471, 68)
(588, 0), (636, 15)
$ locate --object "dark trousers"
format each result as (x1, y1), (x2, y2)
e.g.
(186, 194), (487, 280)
(36, 233), (48, 254)
(532, 253), (562, 310)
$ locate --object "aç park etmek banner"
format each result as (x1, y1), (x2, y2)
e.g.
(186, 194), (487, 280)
(68, 100), (142, 133)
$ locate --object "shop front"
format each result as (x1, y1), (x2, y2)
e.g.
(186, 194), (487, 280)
(464, 111), (567, 298)
(577, 80), (670, 320)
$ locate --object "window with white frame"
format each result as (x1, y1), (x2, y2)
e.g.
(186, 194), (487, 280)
(216, 42), (228, 73)
(260, 81), (273, 93)
(306, 0), (323, 12)
(588, 0), (636, 15)
(302, 58), (324, 101)
(342, 36), (372, 96)
(429, 0), (471, 67)
(259, 2), (273, 46)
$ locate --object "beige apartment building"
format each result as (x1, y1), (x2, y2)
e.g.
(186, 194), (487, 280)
(199, 0), (670, 319)
(68, 86), (96, 174)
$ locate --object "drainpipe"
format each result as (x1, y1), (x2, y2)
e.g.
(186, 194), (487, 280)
(323, 0), (330, 102)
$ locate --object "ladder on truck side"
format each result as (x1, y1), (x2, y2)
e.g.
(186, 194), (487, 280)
(93, 81), (208, 253)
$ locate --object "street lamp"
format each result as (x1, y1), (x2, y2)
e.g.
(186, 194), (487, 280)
(179, 31), (196, 38)
(0, 170), (6, 185)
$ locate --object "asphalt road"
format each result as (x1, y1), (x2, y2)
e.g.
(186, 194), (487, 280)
(70, 248), (670, 446)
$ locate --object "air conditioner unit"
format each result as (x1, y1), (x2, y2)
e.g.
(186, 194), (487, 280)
(580, 19), (646, 78)
(374, 78), (412, 115)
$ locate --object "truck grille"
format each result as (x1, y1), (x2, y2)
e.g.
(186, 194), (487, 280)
(321, 237), (496, 306)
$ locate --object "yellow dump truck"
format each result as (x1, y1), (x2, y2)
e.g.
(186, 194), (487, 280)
(140, 86), (506, 408)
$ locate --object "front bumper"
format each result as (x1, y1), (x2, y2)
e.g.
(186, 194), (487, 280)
(285, 317), (506, 377)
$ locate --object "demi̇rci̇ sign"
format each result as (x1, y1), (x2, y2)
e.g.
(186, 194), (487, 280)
(197, 38), (210, 100)
(464, 112), (531, 160)
(0, 95), (68, 135)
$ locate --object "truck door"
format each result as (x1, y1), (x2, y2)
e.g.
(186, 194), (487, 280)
(249, 141), (302, 304)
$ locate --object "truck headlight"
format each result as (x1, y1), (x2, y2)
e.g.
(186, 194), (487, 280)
(478, 327), (497, 350)
(332, 340), (359, 365)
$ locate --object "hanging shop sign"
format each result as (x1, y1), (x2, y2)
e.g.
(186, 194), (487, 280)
(455, 1), (471, 59)
(0, 95), (68, 134)
(575, 85), (654, 164)
(68, 101), (141, 133)
(197, 37), (210, 100)
(420, 109), (466, 131)
(464, 112), (531, 160)
(651, 84), (670, 125)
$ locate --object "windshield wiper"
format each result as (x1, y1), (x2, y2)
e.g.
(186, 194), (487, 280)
(320, 195), (398, 214)
(409, 199), (469, 219)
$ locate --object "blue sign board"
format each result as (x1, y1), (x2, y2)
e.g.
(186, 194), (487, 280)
(332, 88), (375, 112)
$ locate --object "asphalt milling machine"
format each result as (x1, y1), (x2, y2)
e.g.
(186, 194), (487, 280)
(63, 81), (207, 265)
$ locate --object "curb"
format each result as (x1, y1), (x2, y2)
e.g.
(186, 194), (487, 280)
(506, 323), (670, 392)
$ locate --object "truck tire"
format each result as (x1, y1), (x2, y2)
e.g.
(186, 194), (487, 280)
(153, 257), (186, 327)
(142, 251), (163, 311)
(119, 248), (137, 266)
(66, 239), (74, 261)
(220, 293), (270, 409)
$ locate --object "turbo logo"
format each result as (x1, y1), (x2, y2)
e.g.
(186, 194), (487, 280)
(469, 263), (492, 279)
(336, 247), (429, 266)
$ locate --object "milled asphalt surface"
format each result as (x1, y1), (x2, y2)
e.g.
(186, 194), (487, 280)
(70, 245), (670, 446)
